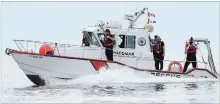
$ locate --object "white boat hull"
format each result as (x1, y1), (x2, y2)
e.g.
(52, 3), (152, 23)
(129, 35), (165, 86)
(8, 49), (219, 85)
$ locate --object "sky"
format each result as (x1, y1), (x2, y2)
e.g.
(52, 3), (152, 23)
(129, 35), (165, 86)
(1, 1), (219, 71)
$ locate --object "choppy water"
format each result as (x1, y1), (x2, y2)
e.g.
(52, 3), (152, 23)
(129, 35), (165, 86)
(1, 65), (220, 103)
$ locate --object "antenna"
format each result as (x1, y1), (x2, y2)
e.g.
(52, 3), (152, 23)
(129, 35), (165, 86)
(124, 8), (148, 29)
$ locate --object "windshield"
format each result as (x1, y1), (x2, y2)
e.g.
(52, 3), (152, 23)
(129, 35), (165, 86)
(97, 33), (105, 46)
(83, 31), (101, 47)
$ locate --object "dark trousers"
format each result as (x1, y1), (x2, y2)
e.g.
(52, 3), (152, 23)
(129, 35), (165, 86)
(155, 53), (164, 70)
(183, 53), (197, 73)
(183, 61), (197, 73)
(105, 48), (113, 61)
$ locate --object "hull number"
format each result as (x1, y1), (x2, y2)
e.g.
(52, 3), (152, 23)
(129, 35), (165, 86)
(29, 55), (43, 59)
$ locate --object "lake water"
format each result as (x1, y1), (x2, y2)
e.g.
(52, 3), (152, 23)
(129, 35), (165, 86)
(1, 63), (219, 103)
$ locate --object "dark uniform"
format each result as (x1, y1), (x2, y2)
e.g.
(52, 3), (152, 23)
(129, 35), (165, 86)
(82, 38), (90, 46)
(183, 39), (197, 73)
(154, 39), (165, 70)
(104, 29), (114, 61)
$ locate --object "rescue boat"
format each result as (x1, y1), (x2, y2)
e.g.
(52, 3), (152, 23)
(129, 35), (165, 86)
(5, 8), (219, 86)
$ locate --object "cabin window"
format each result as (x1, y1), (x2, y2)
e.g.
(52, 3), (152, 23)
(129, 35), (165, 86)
(97, 33), (105, 46)
(119, 34), (136, 49)
(82, 31), (101, 47)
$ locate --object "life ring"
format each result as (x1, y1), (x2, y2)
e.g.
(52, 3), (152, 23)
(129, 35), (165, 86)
(168, 61), (183, 73)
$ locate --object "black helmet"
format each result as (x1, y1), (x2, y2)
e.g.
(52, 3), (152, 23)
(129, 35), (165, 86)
(154, 35), (158, 39)
(156, 36), (161, 41)
(189, 37), (194, 42)
(105, 29), (110, 32)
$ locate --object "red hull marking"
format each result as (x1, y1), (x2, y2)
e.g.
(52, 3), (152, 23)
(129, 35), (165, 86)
(91, 61), (108, 71)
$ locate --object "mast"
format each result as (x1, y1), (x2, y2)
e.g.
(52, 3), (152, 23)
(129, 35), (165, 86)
(125, 8), (148, 29)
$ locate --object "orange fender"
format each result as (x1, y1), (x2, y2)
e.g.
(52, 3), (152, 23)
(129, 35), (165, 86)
(39, 44), (54, 55)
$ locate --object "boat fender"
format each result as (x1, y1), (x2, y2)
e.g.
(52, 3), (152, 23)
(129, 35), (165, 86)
(168, 61), (183, 73)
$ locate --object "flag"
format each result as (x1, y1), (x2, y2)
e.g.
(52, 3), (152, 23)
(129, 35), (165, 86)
(148, 12), (156, 17)
(148, 12), (150, 17)
(150, 20), (156, 23)
(147, 18), (150, 24)
(147, 12), (156, 24)
(145, 12), (156, 28)
(151, 13), (155, 17)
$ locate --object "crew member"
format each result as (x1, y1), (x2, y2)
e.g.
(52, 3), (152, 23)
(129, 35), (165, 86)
(104, 29), (114, 61)
(82, 37), (90, 46)
(154, 36), (165, 70)
(183, 37), (198, 73)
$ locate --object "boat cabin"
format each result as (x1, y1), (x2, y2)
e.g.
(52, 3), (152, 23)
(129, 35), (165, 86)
(81, 21), (155, 69)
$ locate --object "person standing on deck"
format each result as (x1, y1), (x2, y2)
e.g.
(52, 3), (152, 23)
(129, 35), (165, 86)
(183, 37), (198, 73)
(154, 36), (165, 70)
(104, 29), (114, 61)
(82, 37), (90, 46)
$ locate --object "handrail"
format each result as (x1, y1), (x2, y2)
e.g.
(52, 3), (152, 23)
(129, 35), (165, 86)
(13, 39), (79, 47)
(13, 39), (209, 63)
(11, 39), (212, 72)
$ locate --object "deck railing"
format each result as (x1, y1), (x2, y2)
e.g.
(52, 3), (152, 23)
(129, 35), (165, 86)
(12, 39), (211, 72)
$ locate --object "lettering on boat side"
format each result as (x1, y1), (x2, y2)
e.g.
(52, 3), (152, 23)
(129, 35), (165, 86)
(151, 72), (181, 78)
(200, 76), (208, 78)
(185, 75), (194, 77)
(113, 51), (136, 58)
(29, 55), (43, 59)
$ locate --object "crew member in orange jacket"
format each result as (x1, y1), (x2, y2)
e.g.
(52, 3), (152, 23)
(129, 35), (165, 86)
(183, 37), (198, 73)
(82, 37), (90, 46)
(154, 36), (165, 70)
(104, 29), (114, 61)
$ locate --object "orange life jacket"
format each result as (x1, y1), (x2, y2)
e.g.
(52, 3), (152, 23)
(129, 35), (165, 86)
(104, 35), (114, 48)
(187, 44), (197, 54)
(154, 41), (164, 53)
(82, 38), (89, 46)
